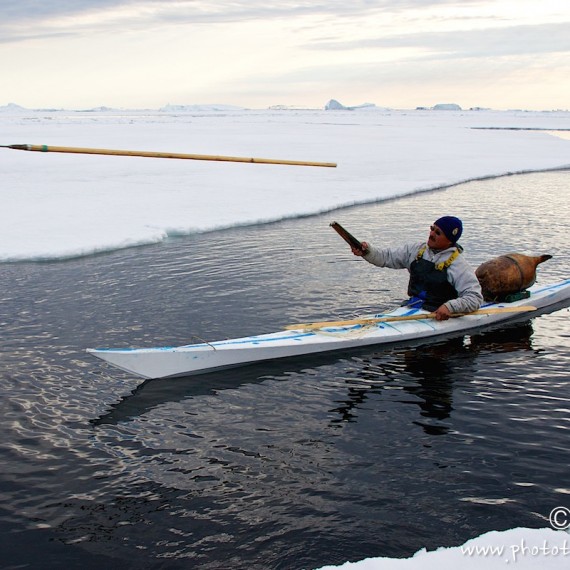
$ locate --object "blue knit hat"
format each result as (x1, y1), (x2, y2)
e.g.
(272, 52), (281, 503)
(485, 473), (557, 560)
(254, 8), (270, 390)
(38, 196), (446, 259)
(434, 216), (463, 243)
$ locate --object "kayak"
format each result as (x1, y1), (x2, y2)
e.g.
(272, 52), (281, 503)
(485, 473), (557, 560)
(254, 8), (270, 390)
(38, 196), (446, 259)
(87, 279), (570, 380)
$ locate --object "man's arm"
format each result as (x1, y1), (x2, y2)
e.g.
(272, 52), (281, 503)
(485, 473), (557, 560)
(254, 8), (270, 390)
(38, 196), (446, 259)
(444, 259), (484, 314)
(360, 242), (423, 269)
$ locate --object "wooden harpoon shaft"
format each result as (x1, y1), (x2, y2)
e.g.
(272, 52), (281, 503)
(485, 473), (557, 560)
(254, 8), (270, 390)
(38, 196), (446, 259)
(3, 144), (337, 168)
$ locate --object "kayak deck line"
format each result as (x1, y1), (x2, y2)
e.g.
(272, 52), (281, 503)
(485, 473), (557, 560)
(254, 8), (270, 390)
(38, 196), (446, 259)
(90, 330), (318, 353)
(86, 278), (570, 380)
(285, 305), (537, 331)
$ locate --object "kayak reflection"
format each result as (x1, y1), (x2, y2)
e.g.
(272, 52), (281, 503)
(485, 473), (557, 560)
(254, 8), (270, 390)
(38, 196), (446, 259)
(328, 322), (535, 434)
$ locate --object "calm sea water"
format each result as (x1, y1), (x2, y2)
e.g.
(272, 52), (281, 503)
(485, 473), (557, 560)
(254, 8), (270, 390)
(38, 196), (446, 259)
(1, 171), (569, 570)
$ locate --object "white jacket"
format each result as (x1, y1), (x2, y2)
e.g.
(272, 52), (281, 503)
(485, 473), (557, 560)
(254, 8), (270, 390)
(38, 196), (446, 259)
(363, 241), (483, 313)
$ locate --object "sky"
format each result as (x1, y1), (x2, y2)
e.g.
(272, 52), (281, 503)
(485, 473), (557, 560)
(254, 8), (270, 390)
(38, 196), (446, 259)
(0, 0), (569, 111)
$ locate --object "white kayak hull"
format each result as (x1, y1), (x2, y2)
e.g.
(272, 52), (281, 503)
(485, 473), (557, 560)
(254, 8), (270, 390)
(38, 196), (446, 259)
(87, 279), (570, 380)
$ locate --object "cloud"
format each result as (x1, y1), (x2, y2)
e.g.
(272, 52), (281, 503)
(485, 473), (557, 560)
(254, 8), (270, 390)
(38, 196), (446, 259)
(1, 0), (136, 22)
(307, 22), (570, 60)
(0, 1), (481, 31)
(0, 1), (116, 30)
(4, 1), (566, 51)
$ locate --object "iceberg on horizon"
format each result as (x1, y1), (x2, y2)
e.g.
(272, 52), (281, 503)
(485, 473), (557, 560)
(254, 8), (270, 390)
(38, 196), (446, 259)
(325, 99), (378, 111)
(0, 102), (30, 113)
(433, 103), (462, 111)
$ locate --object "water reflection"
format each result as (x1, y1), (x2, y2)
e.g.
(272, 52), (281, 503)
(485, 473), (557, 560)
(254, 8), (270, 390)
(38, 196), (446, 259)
(330, 322), (536, 435)
(402, 340), (464, 434)
(91, 362), (286, 426)
(468, 321), (535, 353)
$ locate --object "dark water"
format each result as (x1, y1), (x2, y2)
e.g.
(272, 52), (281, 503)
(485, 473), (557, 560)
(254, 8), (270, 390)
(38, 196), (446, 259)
(1, 171), (569, 570)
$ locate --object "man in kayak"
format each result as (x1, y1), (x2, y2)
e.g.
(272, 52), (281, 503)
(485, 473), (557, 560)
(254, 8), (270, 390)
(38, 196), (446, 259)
(352, 216), (483, 321)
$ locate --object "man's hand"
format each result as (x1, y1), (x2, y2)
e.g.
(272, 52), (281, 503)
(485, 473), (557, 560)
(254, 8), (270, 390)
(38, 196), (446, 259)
(434, 304), (452, 321)
(352, 241), (369, 256)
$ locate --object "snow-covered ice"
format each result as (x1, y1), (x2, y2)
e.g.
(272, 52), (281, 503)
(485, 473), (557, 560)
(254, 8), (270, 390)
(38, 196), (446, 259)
(315, 527), (569, 569)
(1, 105), (568, 261)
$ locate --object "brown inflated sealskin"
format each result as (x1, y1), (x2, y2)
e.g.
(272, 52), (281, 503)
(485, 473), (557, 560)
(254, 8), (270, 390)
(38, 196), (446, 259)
(476, 253), (552, 300)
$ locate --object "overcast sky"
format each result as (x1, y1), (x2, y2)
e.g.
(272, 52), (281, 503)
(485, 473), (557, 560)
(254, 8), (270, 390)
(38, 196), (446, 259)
(1, 0), (568, 110)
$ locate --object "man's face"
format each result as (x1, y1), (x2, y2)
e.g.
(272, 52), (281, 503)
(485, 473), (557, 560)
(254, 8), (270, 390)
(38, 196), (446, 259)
(428, 224), (452, 250)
